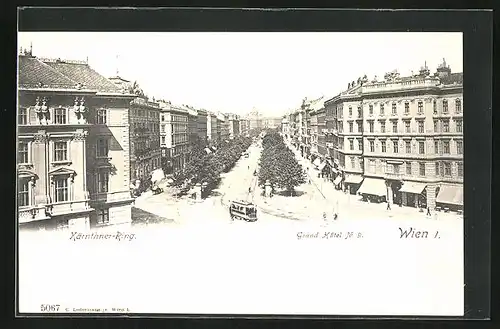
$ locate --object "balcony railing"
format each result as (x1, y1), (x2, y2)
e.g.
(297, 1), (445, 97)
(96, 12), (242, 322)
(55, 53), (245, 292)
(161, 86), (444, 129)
(384, 172), (403, 180)
(18, 205), (50, 224)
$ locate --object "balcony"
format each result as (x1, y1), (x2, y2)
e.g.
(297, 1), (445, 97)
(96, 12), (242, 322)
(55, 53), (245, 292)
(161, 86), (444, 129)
(18, 205), (50, 224)
(384, 172), (403, 180)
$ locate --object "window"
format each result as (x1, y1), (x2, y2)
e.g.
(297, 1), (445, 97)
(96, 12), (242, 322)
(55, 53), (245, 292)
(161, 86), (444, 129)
(18, 142), (28, 164)
(405, 140), (411, 153)
(419, 162), (426, 176)
(18, 179), (29, 207)
(418, 101), (423, 114)
(435, 140), (439, 154)
(369, 159), (376, 173)
(435, 162), (440, 176)
(406, 162), (412, 175)
(19, 108), (28, 125)
(419, 141), (425, 154)
(457, 162), (463, 177)
(350, 157), (355, 169)
(97, 170), (109, 193)
(369, 121), (374, 132)
(392, 103), (397, 115)
(96, 109), (107, 124)
(349, 122), (353, 133)
(444, 162), (452, 176)
(369, 140), (375, 152)
(161, 115), (165, 122)
(434, 120), (438, 132)
(358, 122), (363, 132)
(358, 139), (363, 151)
(380, 104), (385, 116)
(433, 100), (437, 114)
(392, 121), (398, 133)
(418, 121), (424, 133)
(348, 107), (352, 117)
(161, 124), (166, 133)
(393, 140), (399, 153)
(97, 139), (109, 157)
(404, 102), (409, 114)
(369, 105), (373, 115)
(54, 177), (68, 202)
(455, 99), (461, 113)
(357, 107), (362, 118)
(443, 120), (450, 132)
(54, 141), (68, 162)
(380, 121), (386, 133)
(405, 120), (411, 133)
(54, 108), (67, 124)
(443, 140), (450, 154)
(97, 208), (110, 225)
(456, 140), (463, 155)
(381, 140), (386, 152)
(456, 119), (463, 133)
(161, 136), (166, 144)
(443, 99), (448, 113)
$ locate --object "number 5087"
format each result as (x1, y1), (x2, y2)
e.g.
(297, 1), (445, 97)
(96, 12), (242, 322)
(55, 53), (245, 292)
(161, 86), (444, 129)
(40, 304), (60, 312)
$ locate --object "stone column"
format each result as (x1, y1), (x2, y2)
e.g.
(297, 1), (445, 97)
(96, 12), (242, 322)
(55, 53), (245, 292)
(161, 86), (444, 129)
(195, 183), (202, 200)
(386, 181), (393, 204)
(265, 180), (272, 197)
(426, 184), (437, 211)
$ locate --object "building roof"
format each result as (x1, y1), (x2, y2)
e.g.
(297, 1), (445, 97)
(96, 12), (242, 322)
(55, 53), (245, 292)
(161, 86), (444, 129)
(440, 72), (463, 86)
(41, 58), (121, 93)
(18, 55), (78, 89)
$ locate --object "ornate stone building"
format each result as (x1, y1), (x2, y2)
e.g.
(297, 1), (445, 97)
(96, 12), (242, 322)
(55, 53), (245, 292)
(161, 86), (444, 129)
(17, 51), (136, 230)
(324, 59), (463, 212)
(159, 101), (189, 174)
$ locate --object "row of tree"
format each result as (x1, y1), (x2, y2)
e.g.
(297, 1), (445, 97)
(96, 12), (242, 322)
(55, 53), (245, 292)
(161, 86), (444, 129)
(258, 131), (306, 195)
(170, 135), (252, 196)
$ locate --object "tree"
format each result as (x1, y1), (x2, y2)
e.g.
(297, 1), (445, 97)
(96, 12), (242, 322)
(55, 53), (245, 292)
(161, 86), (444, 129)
(258, 131), (305, 195)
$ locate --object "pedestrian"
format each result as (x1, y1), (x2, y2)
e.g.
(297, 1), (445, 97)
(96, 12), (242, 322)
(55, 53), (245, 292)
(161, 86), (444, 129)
(426, 207), (431, 216)
(387, 202), (391, 210)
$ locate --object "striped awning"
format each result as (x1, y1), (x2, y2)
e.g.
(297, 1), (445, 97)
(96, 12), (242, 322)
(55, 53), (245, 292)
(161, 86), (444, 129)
(436, 185), (463, 206)
(400, 181), (427, 194)
(344, 174), (363, 184)
(357, 177), (386, 197)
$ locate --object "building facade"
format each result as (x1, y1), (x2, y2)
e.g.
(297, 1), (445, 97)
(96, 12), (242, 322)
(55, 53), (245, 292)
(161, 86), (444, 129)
(207, 111), (218, 143)
(227, 114), (240, 139)
(217, 113), (228, 141)
(323, 60), (463, 211)
(239, 118), (250, 137)
(18, 52), (136, 230)
(129, 97), (161, 185)
(159, 101), (189, 174)
(197, 108), (208, 142)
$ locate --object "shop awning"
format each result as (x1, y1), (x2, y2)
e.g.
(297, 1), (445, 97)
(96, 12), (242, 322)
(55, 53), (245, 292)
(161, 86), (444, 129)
(344, 174), (363, 184)
(333, 176), (342, 186)
(357, 177), (386, 197)
(436, 185), (463, 206)
(318, 162), (326, 171)
(313, 158), (321, 167)
(400, 181), (427, 194)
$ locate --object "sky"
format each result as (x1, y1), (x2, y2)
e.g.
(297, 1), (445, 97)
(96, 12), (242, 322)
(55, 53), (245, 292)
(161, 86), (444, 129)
(18, 32), (462, 117)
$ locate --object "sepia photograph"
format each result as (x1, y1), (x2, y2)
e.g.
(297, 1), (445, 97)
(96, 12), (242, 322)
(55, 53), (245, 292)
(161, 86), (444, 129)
(17, 27), (469, 316)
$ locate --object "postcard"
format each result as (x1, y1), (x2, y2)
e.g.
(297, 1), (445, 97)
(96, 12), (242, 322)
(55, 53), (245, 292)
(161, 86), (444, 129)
(17, 28), (466, 316)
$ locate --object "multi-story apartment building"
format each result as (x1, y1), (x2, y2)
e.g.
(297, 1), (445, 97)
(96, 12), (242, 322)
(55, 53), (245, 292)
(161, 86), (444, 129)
(247, 108), (262, 131)
(128, 98), (161, 185)
(227, 114), (240, 139)
(197, 108), (208, 142)
(18, 51), (136, 230)
(206, 111), (218, 143)
(187, 106), (198, 143)
(239, 118), (250, 137)
(217, 113), (228, 141)
(261, 117), (283, 129)
(324, 60), (463, 211)
(159, 101), (189, 174)
(281, 116), (289, 138)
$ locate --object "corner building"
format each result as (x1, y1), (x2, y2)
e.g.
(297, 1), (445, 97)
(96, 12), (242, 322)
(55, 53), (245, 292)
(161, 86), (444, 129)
(17, 52), (136, 230)
(325, 60), (463, 212)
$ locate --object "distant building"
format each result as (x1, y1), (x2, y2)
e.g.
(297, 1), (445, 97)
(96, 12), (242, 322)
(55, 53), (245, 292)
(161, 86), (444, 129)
(159, 101), (189, 174)
(239, 118), (250, 137)
(128, 97), (161, 184)
(207, 111), (218, 143)
(197, 108), (208, 142)
(217, 113), (228, 141)
(17, 51), (135, 230)
(227, 114), (240, 139)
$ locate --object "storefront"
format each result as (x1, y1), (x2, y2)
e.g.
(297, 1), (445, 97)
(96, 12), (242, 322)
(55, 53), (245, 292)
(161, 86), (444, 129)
(357, 177), (387, 203)
(343, 174), (364, 195)
(400, 181), (428, 208)
(436, 184), (463, 212)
